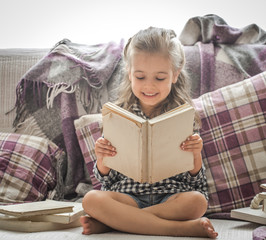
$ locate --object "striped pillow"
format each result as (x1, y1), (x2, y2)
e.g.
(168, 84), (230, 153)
(193, 71), (266, 214)
(0, 132), (62, 204)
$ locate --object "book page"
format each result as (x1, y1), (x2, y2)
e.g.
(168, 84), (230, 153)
(102, 102), (144, 128)
(0, 200), (74, 217)
(231, 207), (266, 225)
(148, 106), (195, 183)
(103, 112), (144, 182)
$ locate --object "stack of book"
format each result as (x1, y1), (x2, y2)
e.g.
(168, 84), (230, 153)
(0, 200), (85, 232)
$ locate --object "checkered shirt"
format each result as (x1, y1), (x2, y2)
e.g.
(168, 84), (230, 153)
(93, 103), (208, 199)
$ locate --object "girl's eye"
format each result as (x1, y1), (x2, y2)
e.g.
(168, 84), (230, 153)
(136, 77), (145, 80)
(156, 78), (165, 81)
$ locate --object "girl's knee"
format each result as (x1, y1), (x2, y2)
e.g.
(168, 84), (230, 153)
(187, 191), (208, 217)
(175, 191), (207, 218)
(82, 190), (104, 212)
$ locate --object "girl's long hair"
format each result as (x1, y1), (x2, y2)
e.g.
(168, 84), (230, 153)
(116, 27), (200, 126)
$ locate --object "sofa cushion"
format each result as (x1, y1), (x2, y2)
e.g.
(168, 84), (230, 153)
(0, 132), (62, 204)
(193, 71), (266, 214)
(74, 114), (102, 190)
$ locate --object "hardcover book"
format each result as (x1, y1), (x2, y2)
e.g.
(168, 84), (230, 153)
(0, 201), (85, 232)
(0, 219), (81, 232)
(0, 200), (74, 217)
(231, 206), (266, 225)
(102, 102), (195, 183)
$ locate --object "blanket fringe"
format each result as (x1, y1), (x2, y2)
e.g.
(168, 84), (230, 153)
(46, 83), (76, 109)
(14, 115), (48, 139)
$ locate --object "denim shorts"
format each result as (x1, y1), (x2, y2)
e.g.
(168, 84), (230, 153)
(124, 193), (175, 209)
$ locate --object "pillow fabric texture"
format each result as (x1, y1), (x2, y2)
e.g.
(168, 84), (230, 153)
(193, 71), (266, 214)
(75, 71), (266, 214)
(74, 114), (102, 190)
(0, 132), (62, 204)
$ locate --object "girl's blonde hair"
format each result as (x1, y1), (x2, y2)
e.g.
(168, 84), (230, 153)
(116, 27), (199, 124)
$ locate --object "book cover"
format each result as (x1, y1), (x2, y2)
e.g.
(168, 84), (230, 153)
(0, 218), (81, 232)
(1, 202), (85, 224)
(102, 102), (195, 183)
(0, 201), (85, 232)
(0, 200), (74, 217)
(231, 207), (266, 225)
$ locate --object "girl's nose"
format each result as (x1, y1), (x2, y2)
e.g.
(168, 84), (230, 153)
(143, 78), (154, 87)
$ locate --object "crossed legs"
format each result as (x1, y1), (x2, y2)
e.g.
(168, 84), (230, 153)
(80, 190), (218, 238)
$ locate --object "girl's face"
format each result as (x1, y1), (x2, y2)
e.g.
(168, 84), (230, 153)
(128, 51), (179, 117)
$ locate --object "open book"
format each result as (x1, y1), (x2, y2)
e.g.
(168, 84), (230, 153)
(102, 102), (195, 183)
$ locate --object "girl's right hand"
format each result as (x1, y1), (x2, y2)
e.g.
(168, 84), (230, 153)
(95, 137), (116, 175)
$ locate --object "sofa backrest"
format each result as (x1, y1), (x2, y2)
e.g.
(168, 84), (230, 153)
(0, 49), (48, 132)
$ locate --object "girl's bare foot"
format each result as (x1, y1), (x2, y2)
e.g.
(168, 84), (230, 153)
(175, 217), (218, 238)
(80, 215), (112, 235)
(199, 217), (218, 239)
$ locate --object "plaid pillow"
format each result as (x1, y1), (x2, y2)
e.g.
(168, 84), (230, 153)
(0, 132), (62, 204)
(193, 71), (266, 214)
(74, 114), (102, 190)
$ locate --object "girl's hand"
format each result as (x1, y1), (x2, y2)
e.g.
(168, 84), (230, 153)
(180, 134), (203, 176)
(95, 137), (117, 176)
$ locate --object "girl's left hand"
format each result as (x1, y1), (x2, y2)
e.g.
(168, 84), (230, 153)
(180, 134), (203, 176)
(180, 133), (203, 157)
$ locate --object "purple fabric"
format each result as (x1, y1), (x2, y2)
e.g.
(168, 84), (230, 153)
(0, 132), (63, 204)
(60, 92), (84, 194)
(181, 14), (266, 98)
(253, 226), (266, 240)
(193, 71), (266, 214)
(75, 120), (102, 190)
(12, 39), (124, 199)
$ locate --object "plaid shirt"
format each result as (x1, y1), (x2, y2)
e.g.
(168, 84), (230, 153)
(93, 103), (208, 199)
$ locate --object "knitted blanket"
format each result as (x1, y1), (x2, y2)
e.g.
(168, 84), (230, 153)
(13, 39), (124, 200)
(180, 14), (266, 98)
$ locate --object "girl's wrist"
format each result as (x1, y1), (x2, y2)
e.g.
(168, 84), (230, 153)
(97, 161), (110, 176)
(190, 153), (202, 176)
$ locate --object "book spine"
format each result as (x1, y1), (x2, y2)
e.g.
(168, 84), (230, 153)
(147, 123), (153, 183)
(140, 122), (148, 183)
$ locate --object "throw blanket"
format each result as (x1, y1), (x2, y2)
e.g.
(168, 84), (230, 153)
(13, 39), (124, 200)
(180, 14), (266, 98)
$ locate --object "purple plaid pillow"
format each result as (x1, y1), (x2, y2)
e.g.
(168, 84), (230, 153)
(193, 71), (266, 214)
(0, 132), (63, 204)
(74, 114), (102, 190)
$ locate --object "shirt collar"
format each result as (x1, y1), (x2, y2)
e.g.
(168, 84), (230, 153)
(131, 102), (149, 120)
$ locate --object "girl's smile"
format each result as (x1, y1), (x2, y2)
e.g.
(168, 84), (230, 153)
(142, 92), (158, 97)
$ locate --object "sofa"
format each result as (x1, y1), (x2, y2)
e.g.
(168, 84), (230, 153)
(0, 15), (265, 240)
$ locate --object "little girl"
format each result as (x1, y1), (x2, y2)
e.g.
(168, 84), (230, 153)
(80, 27), (218, 238)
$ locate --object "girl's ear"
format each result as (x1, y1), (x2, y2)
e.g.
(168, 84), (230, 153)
(127, 67), (132, 82)
(172, 69), (181, 84)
